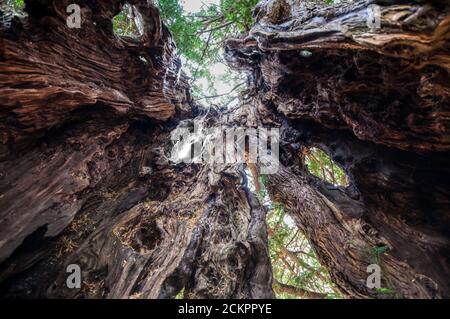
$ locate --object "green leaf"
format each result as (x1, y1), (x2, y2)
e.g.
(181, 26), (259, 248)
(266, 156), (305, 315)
(377, 287), (393, 295)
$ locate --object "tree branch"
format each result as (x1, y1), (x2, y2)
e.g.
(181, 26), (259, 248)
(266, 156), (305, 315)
(273, 279), (327, 299)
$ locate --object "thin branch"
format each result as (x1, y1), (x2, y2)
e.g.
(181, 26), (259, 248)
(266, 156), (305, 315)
(289, 249), (316, 259)
(190, 31), (213, 85)
(197, 21), (233, 34)
(273, 279), (327, 299)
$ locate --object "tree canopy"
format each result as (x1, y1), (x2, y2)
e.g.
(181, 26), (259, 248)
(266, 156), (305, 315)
(156, 0), (259, 104)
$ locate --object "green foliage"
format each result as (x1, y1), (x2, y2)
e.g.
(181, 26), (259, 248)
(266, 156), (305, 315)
(220, 0), (259, 32)
(371, 245), (388, 264)
(304, 147), (348, 186)
(157, 0), (257, 62)
(175, 288), (185, 299)
(257, 189), (266, 200)
(113, 10), (139, 37)
(112, 3), (146, 38)
(251, 166), (339, 299)
(156, 0), (255, 100)
(377, 287), (393, 295)
(266, 200), (340, 299)
(257, 174), (269, 199)
(259, 174), (268, 187)
(369, 245), (396, 297)
(157, 0), (205, 63)
(3, 0), (25, 14)
(373, 245), (388, 255)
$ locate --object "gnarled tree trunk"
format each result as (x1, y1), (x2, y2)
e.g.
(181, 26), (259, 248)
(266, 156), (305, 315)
(226, 0), (450, 298)
(0, 0), (273, 299)
(0, 0), (449, 299)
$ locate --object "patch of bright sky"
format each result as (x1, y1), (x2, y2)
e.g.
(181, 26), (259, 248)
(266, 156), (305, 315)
(180, 0), (241, 108)
(181, 0), (220, 13)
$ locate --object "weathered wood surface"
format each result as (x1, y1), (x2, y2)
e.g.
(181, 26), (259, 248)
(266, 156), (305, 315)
(0, 0), (193, 146)
(227, 0), (450, 151)
(0, 0), (273, 298)
(226, 0), (450, 298)
(0, 0), (449, 299)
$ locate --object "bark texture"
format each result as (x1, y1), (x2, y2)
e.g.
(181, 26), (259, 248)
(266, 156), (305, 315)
(226, 0), (450, 298)
(0, 0), (449, 300)
(0, 0), (273, 299)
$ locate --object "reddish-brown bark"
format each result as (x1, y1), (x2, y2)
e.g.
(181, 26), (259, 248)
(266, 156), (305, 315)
(226, 0), (450, 298)
(0, 0), (449, 299)
(0, 0), (273, 299)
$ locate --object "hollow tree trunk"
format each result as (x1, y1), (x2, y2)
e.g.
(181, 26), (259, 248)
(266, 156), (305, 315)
(226, 0), (450, 298)
(0, 0), (273, 299)
(0, 0), (449, 300)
